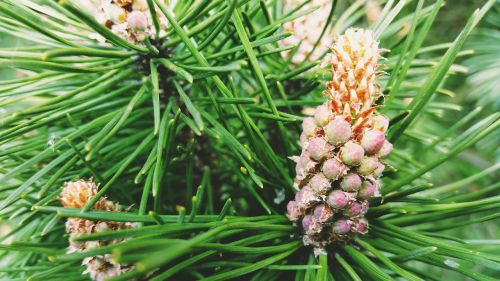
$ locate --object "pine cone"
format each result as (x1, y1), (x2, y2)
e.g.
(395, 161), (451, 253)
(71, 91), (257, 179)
(60, 180), (138, 281)
(287, 28), (392, 255)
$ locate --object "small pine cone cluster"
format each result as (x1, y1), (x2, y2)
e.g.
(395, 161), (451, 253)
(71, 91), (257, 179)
(287, 28), (392, 255)
(75, 0), (173, 43)
(280, 0), (333, 64)
(60, 180), (138, 281)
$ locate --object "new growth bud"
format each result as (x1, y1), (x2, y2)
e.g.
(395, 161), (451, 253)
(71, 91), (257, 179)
(302, 215), (313, 233)
(60, 180), (99, 209)
(295, 186), (319, 208)
(354, 218), (368, 234)
(344, 201), (363, 217)
(286, 28), (392, 254)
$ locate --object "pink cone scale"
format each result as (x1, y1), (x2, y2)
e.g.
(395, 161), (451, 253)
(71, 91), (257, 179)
(322, 158), (346, 180)
(358, 156), (380, 175)
(306, 137), (332, 161)
(361, 130), (385, 154)
(314, 104), (333, 126)
(358, 180), (380, 200)
(302, 117), (318, 137)
(340, 173), (362, 192)
(309, 173), (331, 194)
(327, 190), (348, 209)
(340, 141), (365, 166)
(325, 117), (352, 144)
(286, 28), (393, 255)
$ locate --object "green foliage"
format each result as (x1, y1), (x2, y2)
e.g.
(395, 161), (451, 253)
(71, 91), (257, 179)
(465, 1), (500, 110)
(0, 0), (498, 280)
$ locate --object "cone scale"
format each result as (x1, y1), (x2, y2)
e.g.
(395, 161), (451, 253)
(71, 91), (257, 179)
(287, 28), (392, 255)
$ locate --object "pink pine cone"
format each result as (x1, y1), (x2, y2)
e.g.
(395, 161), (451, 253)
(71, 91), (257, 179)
(286, 28), (392, 254)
